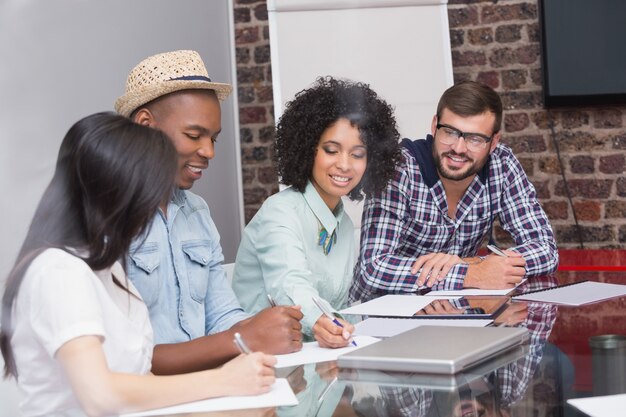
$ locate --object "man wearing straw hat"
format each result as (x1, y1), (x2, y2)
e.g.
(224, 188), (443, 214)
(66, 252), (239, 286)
(115, 50), (303, 374)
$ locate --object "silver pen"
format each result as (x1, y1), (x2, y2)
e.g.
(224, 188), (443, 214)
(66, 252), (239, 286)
(233, 332), (252, 354)
(487, 244), (508, 257)
(267, 293), (277, 307)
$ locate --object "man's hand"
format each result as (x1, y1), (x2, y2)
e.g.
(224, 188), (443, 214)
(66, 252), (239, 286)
(464, 251), (526, 289)
(494, 301), (528, 327)
(411, 253), (464, 287)
(235, 306), (303, 354)
(312, 316), (355, 349)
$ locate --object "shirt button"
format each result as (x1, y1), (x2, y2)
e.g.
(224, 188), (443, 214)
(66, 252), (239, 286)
(202, 257), (207, 263)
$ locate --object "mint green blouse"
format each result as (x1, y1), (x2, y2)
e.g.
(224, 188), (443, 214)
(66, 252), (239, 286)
(232, 181), (356, 336)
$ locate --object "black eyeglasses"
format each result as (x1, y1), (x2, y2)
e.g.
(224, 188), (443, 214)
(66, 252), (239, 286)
(435, 123), (495, 151)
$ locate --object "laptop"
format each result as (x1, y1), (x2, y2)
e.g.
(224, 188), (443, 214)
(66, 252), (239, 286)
(338, 344), (529, 391)
(338, 326), (529, 374)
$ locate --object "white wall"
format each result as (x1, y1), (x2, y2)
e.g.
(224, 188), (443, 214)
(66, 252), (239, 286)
(0, 0), (244, 287)
(268, 0), (454, 231)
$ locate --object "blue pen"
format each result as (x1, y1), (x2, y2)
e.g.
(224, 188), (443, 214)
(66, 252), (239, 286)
(312, 296), (357, 347)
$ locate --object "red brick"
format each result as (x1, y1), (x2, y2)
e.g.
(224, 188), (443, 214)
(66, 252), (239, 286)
(489, 47), (515, 68)
(476, 71), (499, 89)
(538, 156), (561, 174)
(554, 131), (608, 152)
(518, 158), (534, 175)
(516, 44), (540, 65)
(606, 201), (626, 218)
(500, 91), (542, 110)
(618, 178), (626, 197)
(501, 69), (527, 90)
(254, 3), (268, 21)
(236, 47), (250, 65)
(495, 24), (522, 43)
(542, 201), (569, 220)
(234, 7), (251, 23)
(599, 154), (625, 174)
(452, 50), (487, 67)
(555, 179), (612, 199)
(239, 106), (267, 124)
(612, 135), (626, 150)
(450, 29), (465, 48)
(504, 112), (530, 132)
(501, 134), (546, 153)
(555, 225), (614, 244)
(257, 86), (274, 103)
(448, 6), (479, 28)
(235, 27), (259, 45)
(481, 3), (537, 24)
(468, 27), (493, 45)
(257, 166), (277, 185)
(573, 201), (601, 221)
(254, 45), (271, 64)
(594, 109), (623, 129)
(569, 155), (595, 174)
(560, 110), (590, 129)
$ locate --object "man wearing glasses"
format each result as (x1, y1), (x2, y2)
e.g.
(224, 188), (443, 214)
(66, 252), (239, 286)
(350, 81), (558, 302)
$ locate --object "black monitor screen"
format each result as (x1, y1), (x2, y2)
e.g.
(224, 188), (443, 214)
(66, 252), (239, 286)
(540, 0), (626, 107)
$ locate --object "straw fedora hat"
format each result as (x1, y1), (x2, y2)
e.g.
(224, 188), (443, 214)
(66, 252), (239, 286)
(115, 50), (232, 117)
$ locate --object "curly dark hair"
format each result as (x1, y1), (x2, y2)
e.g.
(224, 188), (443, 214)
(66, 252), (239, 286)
(274, 76), (402, 201)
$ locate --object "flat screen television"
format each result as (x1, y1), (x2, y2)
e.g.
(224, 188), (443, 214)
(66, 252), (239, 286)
(539, 0), (626, 107)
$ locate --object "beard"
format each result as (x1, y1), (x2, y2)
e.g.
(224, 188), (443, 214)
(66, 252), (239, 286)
(432, 143), (489, 181)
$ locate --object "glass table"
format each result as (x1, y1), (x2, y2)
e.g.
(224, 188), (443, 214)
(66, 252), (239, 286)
(156, 271), (626, 417)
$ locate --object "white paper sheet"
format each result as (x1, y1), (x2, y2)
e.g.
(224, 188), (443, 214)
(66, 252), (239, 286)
(121, 378), (298, 416)
(513, 281), (626, 306)
(340, 294), (457, 317)
(567, 393), (626, 417)
(274, 335), (380, 368)
(354, 318), (493, 338)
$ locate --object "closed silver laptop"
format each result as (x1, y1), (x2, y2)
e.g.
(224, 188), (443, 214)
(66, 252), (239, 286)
(338, 326), (529, 374)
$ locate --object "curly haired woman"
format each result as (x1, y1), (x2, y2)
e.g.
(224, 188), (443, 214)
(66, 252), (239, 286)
(232, 77), (401, 348)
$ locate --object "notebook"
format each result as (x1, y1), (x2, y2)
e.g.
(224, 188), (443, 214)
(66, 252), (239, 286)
(337, 325), (529, 374)
(512, 280), (626, 306)
(340, 294), (509, 319)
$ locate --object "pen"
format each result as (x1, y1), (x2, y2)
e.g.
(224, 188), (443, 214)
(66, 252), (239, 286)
(267, 293), (277, 307)
(312, 296), (357, 347)
(487, 244), (508, 257)
(233, 332), (252, 354)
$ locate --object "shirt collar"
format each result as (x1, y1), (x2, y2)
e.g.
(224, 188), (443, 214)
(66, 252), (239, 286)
(303, 181), (345, 234)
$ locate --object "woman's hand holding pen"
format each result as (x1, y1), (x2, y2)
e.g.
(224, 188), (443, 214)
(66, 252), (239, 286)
(219, 350), (277, 396)
(313, 316), (356, 349)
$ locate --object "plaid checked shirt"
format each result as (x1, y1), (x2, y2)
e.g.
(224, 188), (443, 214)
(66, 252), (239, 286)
(350, 136), (558, 303)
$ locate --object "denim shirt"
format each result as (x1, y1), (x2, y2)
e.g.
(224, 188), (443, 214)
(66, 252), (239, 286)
(128, 189), (249, 344)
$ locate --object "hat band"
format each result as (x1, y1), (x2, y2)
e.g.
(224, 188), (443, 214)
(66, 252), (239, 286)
(168, 75), (212, 82)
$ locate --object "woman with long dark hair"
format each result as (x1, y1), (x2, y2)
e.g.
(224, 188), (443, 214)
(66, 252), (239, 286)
(0, 112), (275, 417)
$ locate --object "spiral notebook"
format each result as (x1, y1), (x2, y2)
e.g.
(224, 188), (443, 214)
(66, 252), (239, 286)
(512, 280), (626, 306)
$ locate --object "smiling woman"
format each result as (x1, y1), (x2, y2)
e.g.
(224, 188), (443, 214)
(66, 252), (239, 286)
(232, 76), (402, 349)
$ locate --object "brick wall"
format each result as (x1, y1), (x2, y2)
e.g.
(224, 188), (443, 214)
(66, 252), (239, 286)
(233, 0), (278, 223)
(234, 0), (626, 248)
(449, 0), (626, 248)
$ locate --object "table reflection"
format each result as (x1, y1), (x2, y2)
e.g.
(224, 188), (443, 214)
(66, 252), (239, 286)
(272, 272), (624, 417)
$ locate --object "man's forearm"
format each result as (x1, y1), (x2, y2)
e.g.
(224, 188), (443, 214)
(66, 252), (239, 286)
(151, 330), (239, 375)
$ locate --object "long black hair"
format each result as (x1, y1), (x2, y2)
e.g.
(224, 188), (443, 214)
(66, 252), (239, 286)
(0, 112), (177, 378)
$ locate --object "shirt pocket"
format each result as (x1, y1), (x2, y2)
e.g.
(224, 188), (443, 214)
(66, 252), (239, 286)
(181, 240), (211, 303)
(128, 242), (161, 307)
